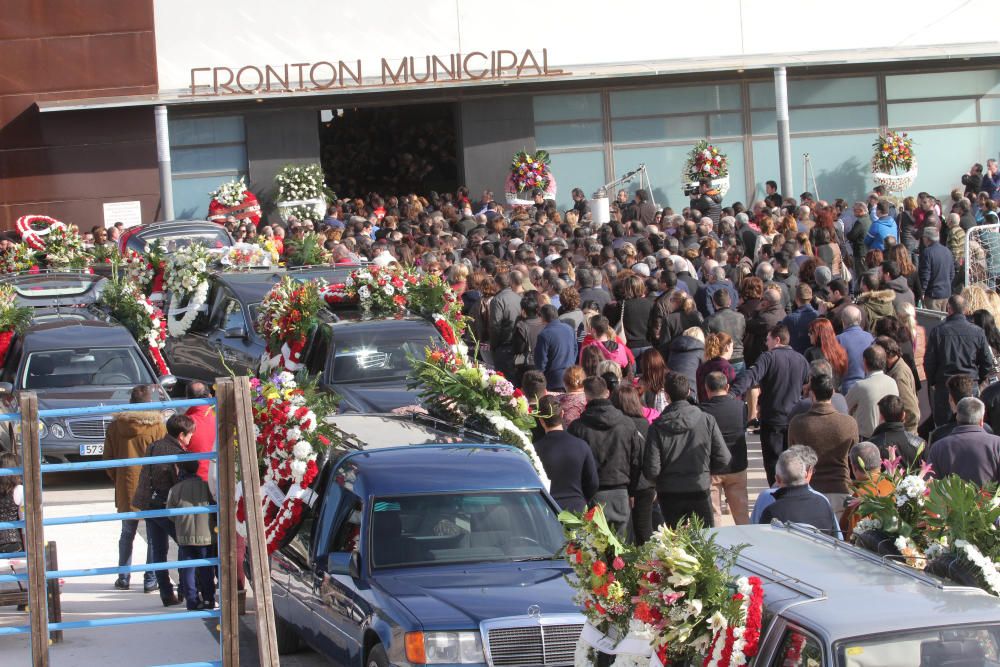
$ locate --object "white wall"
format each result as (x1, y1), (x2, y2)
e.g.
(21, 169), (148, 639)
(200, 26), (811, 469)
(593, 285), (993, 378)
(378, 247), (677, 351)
(153, 0), (1000, 95)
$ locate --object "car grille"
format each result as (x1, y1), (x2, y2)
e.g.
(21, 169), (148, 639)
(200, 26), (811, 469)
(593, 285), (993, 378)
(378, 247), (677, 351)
(66, 417), (112, 440)
(486, 623), (582, 667)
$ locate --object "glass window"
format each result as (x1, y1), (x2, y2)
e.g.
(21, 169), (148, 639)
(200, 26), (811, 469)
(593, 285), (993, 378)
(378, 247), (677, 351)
(888, 99), (978, 127)
(611, 115), (706, 144)
(532, 93), (602, 122)
(170, 174), (246, 220)
(610, 84), (741, 117)
(128, 222), (233, 253)
(772, 629), (822, 667)
(169, 116), (245, 147)
(535, 122), (603, 149)
(369, 491), (564, 569)
(751, 133), (875, 204)
(896, 125), (1000, 205)
(330, 323), (440, 384)
(886, 69), (1000, 99)
(22, 348), (154, 390)
(791, 105), (879, 133)
(217, 298), (246, 332)
(837, 624), (1000, 667)
(982, 97), (1000, 123)
(708, 112), (742, 137)
(751, 110), (777, 136)
(547, 151), (606, 209)
(172, 145), (249, 175)
(753, 77), (878, 108)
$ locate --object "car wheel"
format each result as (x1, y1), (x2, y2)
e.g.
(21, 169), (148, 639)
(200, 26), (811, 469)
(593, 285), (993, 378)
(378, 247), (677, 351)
(274, 613), (301, 655)
(367, 644), (389, 667)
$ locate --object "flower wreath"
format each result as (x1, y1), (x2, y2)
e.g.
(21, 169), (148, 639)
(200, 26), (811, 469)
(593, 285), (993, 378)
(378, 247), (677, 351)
(257, 276), (328, 372)
(16, 215), (66, 251)
(208, 176), (262, 226)
(43, 226), (93, 272)
(0, 244), (40, 275)
(683, 140), (730, 197)
(505, 150), (557, 205)
(98, 276), (170, 375)
(0, 284), (33, 367)
(235, 372), (337, 553)
(871, 131), (917, 193)
(164, 244), (213, 337)
(219, 242), (272, 270)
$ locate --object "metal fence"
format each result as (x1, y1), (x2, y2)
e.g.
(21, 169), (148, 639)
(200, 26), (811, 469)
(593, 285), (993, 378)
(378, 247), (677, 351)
(0, 377), (262, 667)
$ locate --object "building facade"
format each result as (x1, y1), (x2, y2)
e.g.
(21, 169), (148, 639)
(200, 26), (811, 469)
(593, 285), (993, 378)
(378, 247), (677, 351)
(2, 0), (999, 228)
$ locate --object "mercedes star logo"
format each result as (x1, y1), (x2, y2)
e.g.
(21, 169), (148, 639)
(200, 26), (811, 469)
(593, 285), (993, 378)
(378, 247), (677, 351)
(527, 605), (541, 618)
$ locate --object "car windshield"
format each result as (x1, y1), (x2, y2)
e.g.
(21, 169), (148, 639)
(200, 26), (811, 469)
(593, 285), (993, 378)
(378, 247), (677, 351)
(369, 491), (564, 569)
(21, 347), (155, 390)
(132, 229), (230, 254)
(330, 327), (435, 383)
(838, 624), (1000, 666)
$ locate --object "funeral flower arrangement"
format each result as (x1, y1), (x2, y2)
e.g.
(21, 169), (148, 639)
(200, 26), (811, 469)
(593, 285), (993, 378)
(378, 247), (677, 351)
(98, 267), (170, 375)
(684, 141), (729, 181)
(284, 232), (330, 267)
(510, 150), (553, 192)
(407, 348), (548, 487)
(344, 265), (413, 313)
(871, 131), (916, 192)
(43, 226), (92, 271)
(208, 175), (262, 227)
(0, 284), (33, 367)
(239, 371), (339, 553)
(274, 163), (327, 223)
(0, 243), (39, 274)
(15, 215), (66, 252)
(852, 448), (933, 569)
(164, 243), (213, 337)
(257, 276), (328, 372)
(219, 242), (271, 270)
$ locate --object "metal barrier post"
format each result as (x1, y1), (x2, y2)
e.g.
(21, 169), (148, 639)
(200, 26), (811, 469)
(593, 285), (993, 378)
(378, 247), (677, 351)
(19, 390), (48, 666)
(232, 376), (279, 666)
(216, 379), (239, 667)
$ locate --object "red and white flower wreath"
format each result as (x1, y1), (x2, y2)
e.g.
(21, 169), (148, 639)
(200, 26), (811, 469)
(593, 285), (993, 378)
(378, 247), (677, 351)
(702, 575), (764, 667)
(16, 215), (66, 251)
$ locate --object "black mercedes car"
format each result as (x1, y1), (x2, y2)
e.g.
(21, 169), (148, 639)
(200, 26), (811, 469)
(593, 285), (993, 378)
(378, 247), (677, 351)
(0, 313), (174, 461)
(117, 219), (234, 255)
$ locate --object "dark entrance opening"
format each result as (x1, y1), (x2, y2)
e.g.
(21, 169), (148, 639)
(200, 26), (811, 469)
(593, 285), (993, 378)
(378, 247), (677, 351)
(319, 102), (459, 199)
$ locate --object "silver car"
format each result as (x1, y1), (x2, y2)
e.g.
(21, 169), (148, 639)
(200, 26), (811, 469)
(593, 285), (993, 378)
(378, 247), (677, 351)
(713, 522), (1000, 667)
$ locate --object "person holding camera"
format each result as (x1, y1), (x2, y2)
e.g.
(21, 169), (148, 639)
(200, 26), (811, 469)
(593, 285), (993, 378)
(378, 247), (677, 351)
(690, 178), (722, 227)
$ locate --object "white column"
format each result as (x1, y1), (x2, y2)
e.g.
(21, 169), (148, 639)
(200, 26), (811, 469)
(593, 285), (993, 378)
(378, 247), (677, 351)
(773, 67), (794, 199)
(154, 105), (175, 221)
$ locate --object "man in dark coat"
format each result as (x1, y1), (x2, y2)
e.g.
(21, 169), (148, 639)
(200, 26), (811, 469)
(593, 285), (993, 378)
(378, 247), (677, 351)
(743, 288), (784, 367)
(918, 226), (955, 312)
(869, 395), (926, 467)
(924, 295), (995, 427)
(534, 397), (598, 512)
(927, 397), (1000, 486)
(643, 372), (730, 527)
(760, 446), (840, 535)
(731, 323), (811, 485)
(534, 305), (577, 391)
(489, 270), (523, 380)
(781, 283), (819, 354)
(705, 290), (747, 370)
(568, 377), (643, 537)
(700, 371), (749, 525)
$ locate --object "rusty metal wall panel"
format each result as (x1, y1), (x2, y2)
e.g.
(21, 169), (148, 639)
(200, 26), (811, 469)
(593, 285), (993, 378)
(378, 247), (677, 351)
(0, 0), (153, 40)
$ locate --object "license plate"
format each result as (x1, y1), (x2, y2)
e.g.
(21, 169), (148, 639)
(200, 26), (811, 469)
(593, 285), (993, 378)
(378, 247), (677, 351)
(80, 443), (103, 456)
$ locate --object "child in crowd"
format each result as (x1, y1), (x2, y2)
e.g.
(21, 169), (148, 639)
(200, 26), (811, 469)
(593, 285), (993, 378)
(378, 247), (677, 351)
(167, 459), (215, 610)
(0, 452), (23, 554)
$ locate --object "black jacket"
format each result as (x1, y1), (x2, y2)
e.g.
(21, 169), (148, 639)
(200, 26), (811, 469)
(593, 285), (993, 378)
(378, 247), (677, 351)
(760, 484), (839, 534)
(869, 421), (925, 467)
(743, 302), (785, 367)
(534, 430), (599, 512)
(918, 241), (955, 301)
(731, 345), (810, 428)
(699, 395), (748, 473)
(924, 313), (995, 385)
(643, 401), (730, 493)
(665, 334), (704, 391)
(927, 425), (1000, 486)
(568, 399), (644, 491)
(605, 298), (653, 350)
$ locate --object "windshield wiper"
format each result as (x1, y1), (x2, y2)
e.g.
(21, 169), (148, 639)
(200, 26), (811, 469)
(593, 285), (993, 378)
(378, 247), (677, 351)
(511, 555), (560, 562)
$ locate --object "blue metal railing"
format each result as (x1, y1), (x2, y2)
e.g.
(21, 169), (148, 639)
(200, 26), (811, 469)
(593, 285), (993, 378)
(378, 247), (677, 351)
(0, 396), (228, 667)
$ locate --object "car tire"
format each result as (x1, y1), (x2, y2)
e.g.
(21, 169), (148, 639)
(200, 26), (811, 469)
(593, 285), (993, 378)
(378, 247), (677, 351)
(367, 644), (389, 667)
(274, 613), (301, 655)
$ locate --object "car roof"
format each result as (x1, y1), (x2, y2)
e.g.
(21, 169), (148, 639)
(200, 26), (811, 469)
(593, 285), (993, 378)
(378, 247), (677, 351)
(328, 413), (499, 450)
(714, 523), (1000, 642)
(20, 318), (138, 351)
(336, 444), (544, 498)
(213, 266), (362, 305)
(0, 272), (106, 307)
(328, 314), (439, 332)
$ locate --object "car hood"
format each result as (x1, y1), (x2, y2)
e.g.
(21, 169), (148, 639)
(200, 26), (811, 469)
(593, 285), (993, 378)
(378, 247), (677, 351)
(34, 386), (154, 412)
(335, 382), (421, 413)
(373, 561), (578, 630)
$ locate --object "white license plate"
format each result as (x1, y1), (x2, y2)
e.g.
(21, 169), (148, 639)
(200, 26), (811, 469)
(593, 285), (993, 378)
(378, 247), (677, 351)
(79, 444), (103, 456)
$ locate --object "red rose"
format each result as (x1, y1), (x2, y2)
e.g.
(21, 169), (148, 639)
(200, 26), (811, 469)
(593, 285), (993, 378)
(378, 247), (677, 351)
(591, 560), (607, 576)
(612, 556), (625, 571)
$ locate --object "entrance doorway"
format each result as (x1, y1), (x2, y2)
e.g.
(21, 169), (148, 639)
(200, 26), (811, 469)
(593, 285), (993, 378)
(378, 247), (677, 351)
(319, 102), (459, 199)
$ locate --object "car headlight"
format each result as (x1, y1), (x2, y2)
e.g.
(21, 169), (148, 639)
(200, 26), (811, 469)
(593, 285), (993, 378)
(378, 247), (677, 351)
(50, 423), (66, 439)
(38, 420), (47, 439)
(405, 631), (483, 664)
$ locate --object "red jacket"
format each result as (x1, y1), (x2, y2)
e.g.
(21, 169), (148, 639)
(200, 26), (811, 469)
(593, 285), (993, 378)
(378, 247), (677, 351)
(185, 404), (217, 482)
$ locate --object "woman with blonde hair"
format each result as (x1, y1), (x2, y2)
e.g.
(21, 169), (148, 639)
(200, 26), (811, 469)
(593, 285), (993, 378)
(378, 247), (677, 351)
(962, 284), (992, 317)
(890, 243), (921, 304)
(898, 303), (926, 384)
(754, 215), (780, 259)
(696, 332), (736, 402)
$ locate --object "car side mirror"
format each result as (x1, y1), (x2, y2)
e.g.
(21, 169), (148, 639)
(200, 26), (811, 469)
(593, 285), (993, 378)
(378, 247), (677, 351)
(158, 375), (178, 392)
(326, 551), (361, 579)
(0, 382), (13, 396)
(224, 325), (248, 340)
